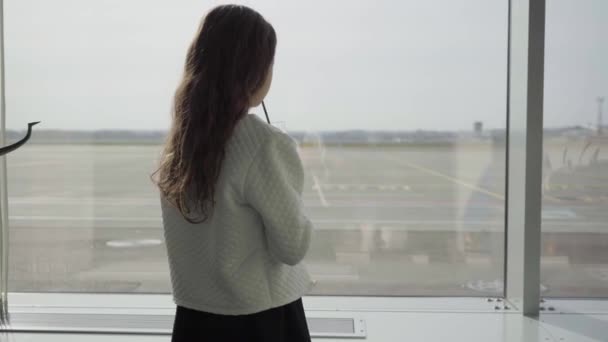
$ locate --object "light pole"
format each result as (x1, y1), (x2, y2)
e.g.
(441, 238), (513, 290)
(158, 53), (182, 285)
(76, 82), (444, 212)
(598, 97), (605, 136)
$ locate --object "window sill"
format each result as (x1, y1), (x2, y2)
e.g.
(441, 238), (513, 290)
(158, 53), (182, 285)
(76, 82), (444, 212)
(5, 294), (608, 339)
(5, 293), (506, 338)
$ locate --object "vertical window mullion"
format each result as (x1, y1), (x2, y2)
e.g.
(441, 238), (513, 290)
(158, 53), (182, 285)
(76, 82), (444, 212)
(505, 0), (546, 316)
(0, 0), (10, 325)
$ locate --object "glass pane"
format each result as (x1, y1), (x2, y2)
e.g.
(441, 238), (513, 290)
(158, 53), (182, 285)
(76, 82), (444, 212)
(542, 0), (608, 297)
(6, 0), (507, 295)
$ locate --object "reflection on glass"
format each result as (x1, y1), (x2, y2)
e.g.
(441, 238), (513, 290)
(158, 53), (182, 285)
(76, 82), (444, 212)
(300, 133), (506, 295)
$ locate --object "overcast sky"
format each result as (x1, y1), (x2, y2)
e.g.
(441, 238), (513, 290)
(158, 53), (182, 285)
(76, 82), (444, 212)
(4, 0), (607, 131)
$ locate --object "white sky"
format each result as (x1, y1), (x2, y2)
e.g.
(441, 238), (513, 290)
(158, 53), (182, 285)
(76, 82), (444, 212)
(4, 0), (608, 131)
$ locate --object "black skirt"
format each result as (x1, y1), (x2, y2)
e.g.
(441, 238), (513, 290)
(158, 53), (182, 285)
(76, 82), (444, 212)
(171, 298), (311, 342)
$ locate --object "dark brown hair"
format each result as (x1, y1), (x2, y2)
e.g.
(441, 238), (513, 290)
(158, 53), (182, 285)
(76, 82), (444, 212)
(152, 5), (277, 223)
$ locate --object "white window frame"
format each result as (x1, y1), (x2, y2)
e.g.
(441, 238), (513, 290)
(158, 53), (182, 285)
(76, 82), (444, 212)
(504, 0), (545, 316)
(0, 0), (10, 326)
(1, 0), (605, 336)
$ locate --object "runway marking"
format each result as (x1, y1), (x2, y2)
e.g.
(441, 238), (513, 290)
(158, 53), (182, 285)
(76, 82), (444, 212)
(412, 255), (429, 265)
(8, 216), (605, 233)
(312, 174), (329, 207)
(8, 161), (63, 167)
(9, 216), (605, 226)
(541, 256), (570, 267)
(335, 252), (371, 265)
(106, 239), (162, 248)
(9, 215), (159, 222)
(9, 198), (160, 206)
(385, 154), (564, 203)
(465, 255), (492, 266)
(542, 209), (576, 220)
(311, 183), (411, 192)
(396, 160), (505, 201)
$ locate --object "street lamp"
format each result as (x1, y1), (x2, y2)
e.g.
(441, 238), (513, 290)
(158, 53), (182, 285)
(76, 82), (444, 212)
(0, 122), (40, 156)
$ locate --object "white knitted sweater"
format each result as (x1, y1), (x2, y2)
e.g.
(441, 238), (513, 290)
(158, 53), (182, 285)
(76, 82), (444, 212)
(161, 114), (314, 315)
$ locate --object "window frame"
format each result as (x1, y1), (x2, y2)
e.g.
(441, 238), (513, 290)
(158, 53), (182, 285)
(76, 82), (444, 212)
(1, 0), (604, 335)
(0, 0), (10, 326)
(504, 0), (545, 316)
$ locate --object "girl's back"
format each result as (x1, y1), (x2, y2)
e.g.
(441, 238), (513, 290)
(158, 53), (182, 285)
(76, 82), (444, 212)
(161, 113), (313, 316)
(154, 5), (314, 339)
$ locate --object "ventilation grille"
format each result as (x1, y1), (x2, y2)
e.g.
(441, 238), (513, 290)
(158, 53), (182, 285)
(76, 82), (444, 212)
(5, 313), (366, 338)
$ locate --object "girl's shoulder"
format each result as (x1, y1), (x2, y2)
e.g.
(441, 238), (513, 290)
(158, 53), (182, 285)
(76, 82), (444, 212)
(237, 113), (295, 147)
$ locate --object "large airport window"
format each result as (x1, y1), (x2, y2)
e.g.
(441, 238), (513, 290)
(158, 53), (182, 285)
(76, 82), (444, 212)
(541, 0), (608, 298)
(5, 0), (508, 296)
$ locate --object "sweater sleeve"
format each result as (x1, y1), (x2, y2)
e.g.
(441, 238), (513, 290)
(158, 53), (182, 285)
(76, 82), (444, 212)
(244, 132), (313, 266)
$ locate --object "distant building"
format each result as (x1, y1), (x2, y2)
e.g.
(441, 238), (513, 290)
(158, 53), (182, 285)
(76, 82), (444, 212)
(544, 126), (594, 138)
(474, 122), (483, 136)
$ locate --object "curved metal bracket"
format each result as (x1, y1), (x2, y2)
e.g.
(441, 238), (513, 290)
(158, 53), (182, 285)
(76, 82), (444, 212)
(0, 121), (40, 156)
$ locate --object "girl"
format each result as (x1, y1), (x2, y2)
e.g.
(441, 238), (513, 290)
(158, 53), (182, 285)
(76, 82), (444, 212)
(153, 4), (314, 342)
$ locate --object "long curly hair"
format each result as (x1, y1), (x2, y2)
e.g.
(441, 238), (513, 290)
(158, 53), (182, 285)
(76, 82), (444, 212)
(152, 5), (277, 223)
